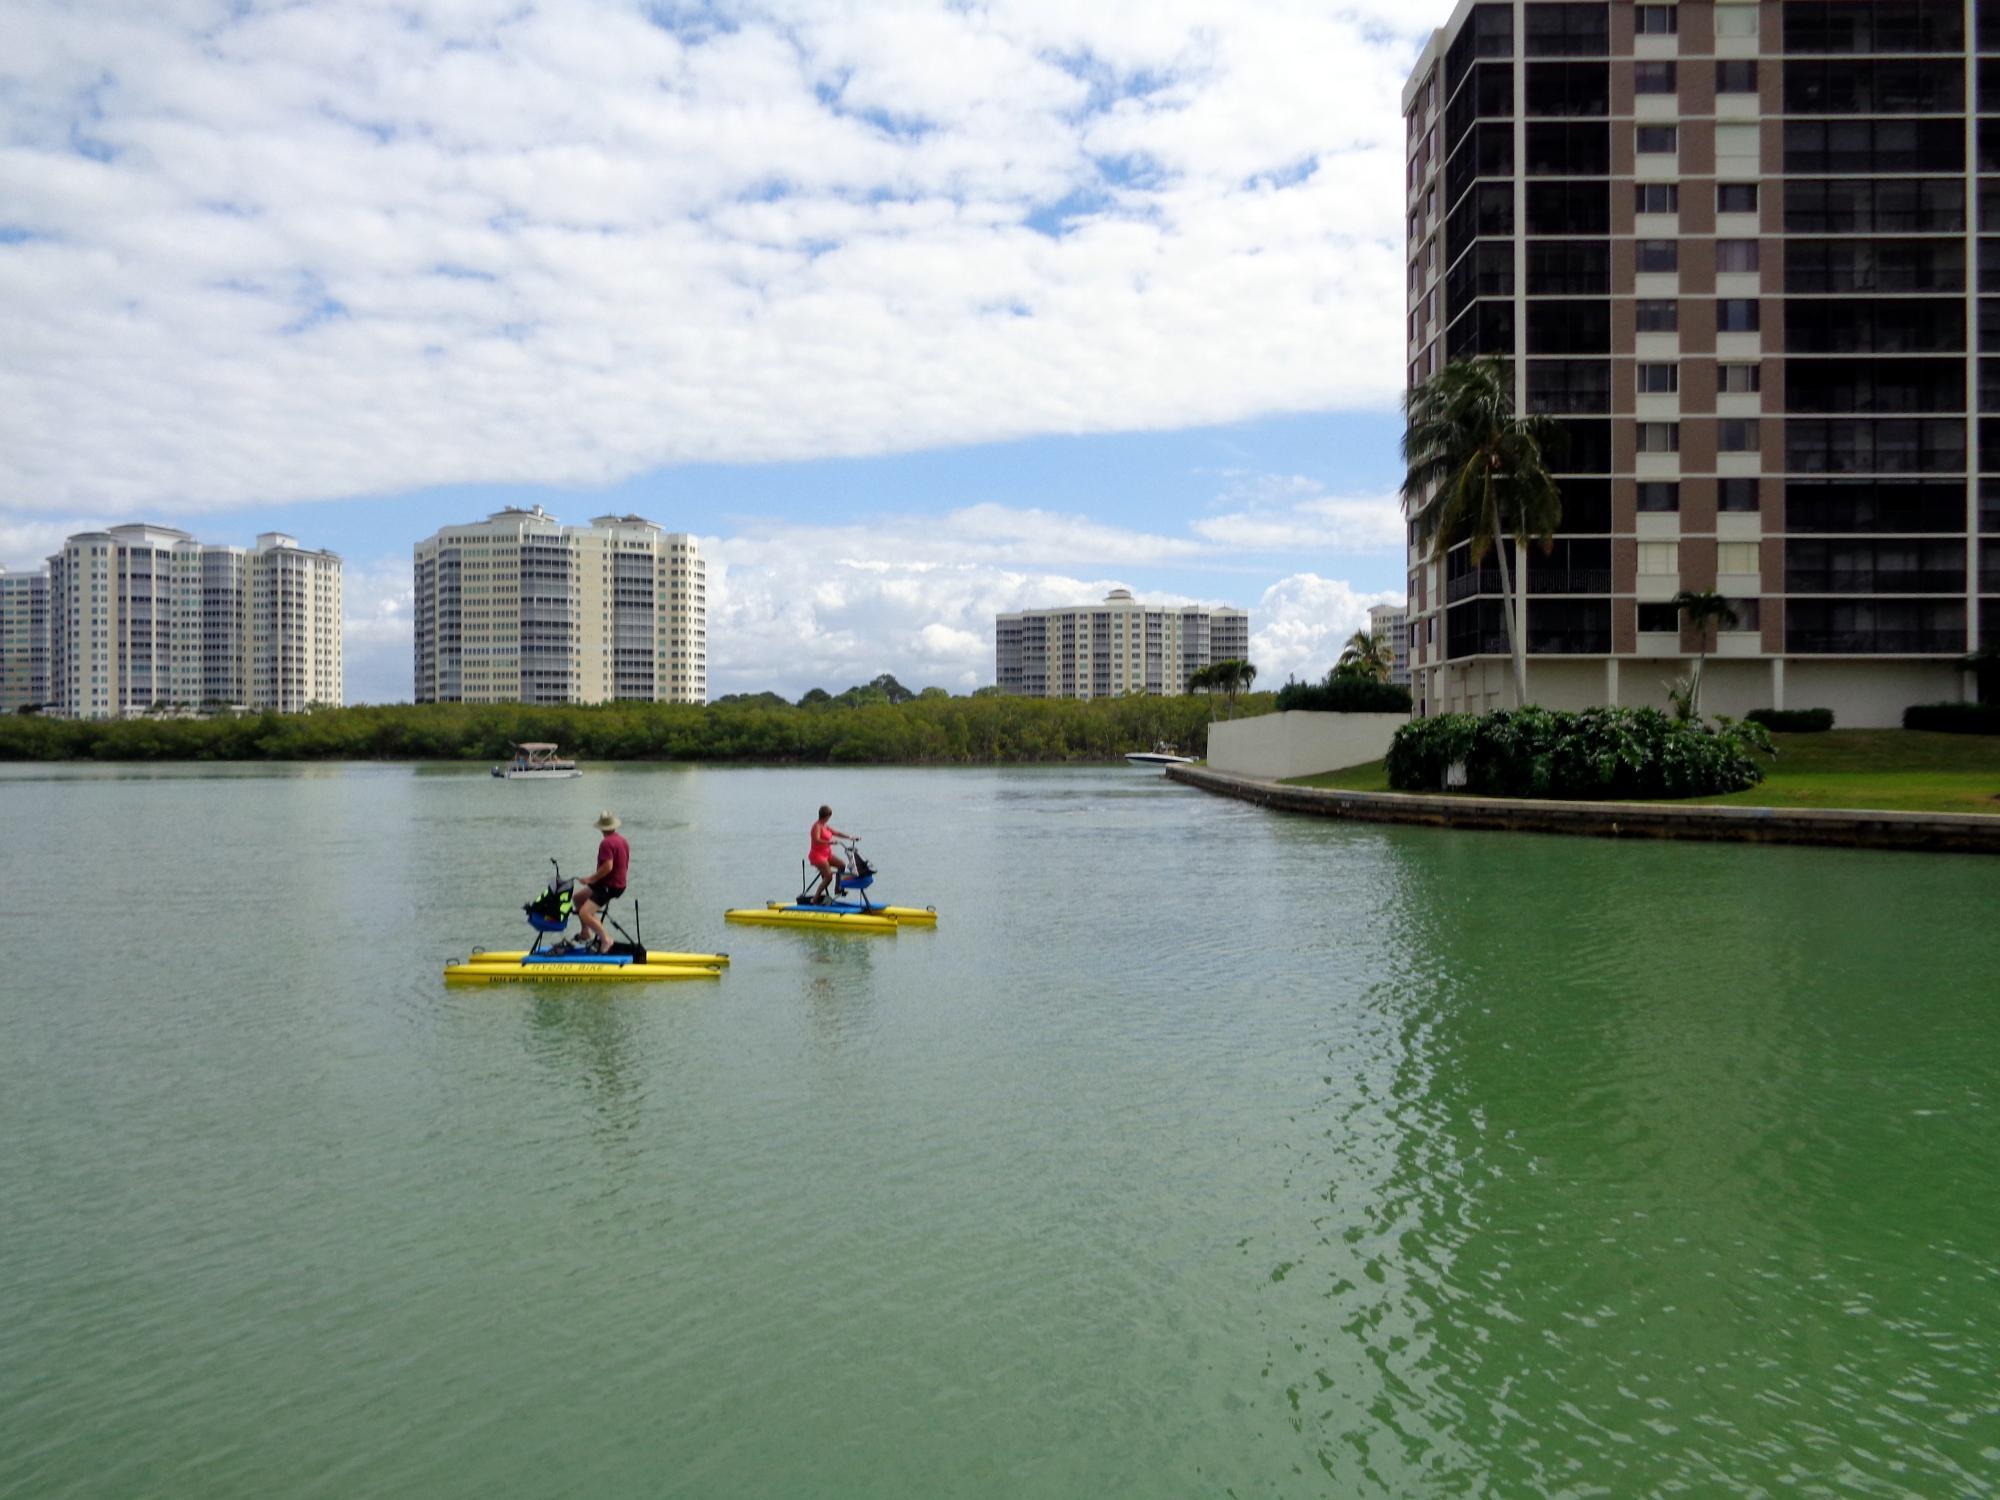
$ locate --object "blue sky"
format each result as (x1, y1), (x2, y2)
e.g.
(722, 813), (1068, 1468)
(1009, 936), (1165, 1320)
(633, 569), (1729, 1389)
(0, 0), (1446, 701)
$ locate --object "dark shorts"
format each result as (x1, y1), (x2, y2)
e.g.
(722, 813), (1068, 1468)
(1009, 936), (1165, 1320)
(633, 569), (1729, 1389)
(584, 883), (623, 908)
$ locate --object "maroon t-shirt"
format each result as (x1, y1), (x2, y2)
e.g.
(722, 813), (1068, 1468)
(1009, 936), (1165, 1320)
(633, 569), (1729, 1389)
(596, 832), (629, 892)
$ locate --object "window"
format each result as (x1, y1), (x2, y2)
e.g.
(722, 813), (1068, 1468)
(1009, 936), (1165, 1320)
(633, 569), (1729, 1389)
(1784, 119), (1964, 175)
(1636, 239), (1679, 273)
(1636, 5), (1677, 35)
(1784, 57), (1962, 114)
(1716, 240), (1760, 274)
(1716, 60), (1758, 93)
(1784, 2), (1963, 55)
(1716, 4), (1758, 38)
(1526, 61), (1610, 117)
(1718, 478), (1761, 512)
(1637, 125), (1678, 155)
(1527, 301), (1611, 353)
(1527, 241), (1610, 294)
(1525, 121), (1611, 175)
(1636, 183), (1679, 214)
(1638, 481), (1681, 513)
(1638, 363), (1679, 393)
(1638, 422), (1681, 453)
(1784, 179), (1963, 234)
(1639, 542), (1679, 574)
(1526, 180), (1610, 234)
(1637, 299), (1679, 332)
(1635, 61), (1677, 94)
(1720, 363), (1762, 393)
(1528, 360), (1613, 413)
(1637, 603), (1680, 632)
(1718, 183), (1758, 214)
(1718, 299), (1761, 333)
(1524, 2), (1610, 57)
(1786, 298), (1962, 355)
(1718, 419), (1761, 452)
(1718, 542), (1761, 575)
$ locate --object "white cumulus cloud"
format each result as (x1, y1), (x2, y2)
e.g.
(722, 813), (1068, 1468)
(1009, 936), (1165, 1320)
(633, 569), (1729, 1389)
(0, 0), (1444, 515)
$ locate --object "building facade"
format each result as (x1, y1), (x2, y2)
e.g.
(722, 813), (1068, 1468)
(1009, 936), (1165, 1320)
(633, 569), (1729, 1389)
(1403, 0), (1995, 727)
(1368, 602), (1413, 686)
(45, 524), (341, 718)
(412, 508), (707, 704)
(994, 589), (1251, 698)
(0, 566), (50, 712)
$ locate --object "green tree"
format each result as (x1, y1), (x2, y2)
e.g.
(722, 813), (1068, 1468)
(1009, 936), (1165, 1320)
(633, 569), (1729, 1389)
(1335, 629), (1393, 683)
(1671, 589), (1739, 720)
(1402, 355), (1563, 707)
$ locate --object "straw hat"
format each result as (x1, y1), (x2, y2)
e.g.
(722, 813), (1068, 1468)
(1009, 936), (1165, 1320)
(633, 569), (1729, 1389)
(594, 810), (621, 831)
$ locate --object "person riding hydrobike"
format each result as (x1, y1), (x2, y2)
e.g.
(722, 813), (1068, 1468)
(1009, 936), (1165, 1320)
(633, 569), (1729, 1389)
(575, 810), (629, 953)
(805, 805), (856, 904)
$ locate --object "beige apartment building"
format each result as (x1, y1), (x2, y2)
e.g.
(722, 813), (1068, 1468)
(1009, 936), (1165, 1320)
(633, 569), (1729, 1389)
(0, 565), (50, 711)
(995, 589), (1251, 698)
(413, 507), (707, 704)
(45, 525), (341, 718)
(1368, 602), (1413, 687)
(1403, 0), (1996, 727)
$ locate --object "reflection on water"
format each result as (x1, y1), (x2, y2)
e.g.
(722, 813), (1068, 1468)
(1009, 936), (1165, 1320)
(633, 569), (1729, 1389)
(0, 763), (1996, 1498)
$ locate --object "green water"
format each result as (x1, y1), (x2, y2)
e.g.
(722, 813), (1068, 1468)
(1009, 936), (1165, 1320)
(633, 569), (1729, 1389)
(2, 763), (1996, 1497)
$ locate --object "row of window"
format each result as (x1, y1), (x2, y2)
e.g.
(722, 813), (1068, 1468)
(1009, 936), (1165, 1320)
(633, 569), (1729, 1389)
(1445, 182), (1764, 259)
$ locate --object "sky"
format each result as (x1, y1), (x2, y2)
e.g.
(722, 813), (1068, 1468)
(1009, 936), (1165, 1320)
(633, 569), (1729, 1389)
(0, 0), (1452, 703)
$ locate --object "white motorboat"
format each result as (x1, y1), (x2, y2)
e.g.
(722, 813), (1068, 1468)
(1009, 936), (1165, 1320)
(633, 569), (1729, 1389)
(1124, 741), (1195, 767)
(492, 743), (582, 779)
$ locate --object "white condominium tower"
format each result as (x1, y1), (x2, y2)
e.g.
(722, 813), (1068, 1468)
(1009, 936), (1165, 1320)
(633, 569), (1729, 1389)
(0, 566), (50, 711)
(412, 508), (707, 705)
(1368, 602), (1412, 688)
(995, 589), (1251, 698)
(45, 526), (342, 718)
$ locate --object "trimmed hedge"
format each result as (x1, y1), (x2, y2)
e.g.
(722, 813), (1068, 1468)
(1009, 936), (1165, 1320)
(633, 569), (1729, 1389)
(1386, 706), (1774, 799)
(1747, 707), (1835, 733)
(1271, 674), (1413, 714)
(1902, 702), (2000, 735)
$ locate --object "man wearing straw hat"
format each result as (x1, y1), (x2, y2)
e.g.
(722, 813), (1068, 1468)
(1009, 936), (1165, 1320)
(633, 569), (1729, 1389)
(576, 810), (630, 954)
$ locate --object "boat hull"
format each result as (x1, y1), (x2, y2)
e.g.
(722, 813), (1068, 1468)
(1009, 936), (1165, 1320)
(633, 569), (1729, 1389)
(1124, 753), (1194, 766)
(444, 960), (722, 984)
(466, 949), (730, 967)
(724, 906), (898, 933)
(774, 902), (936, 926)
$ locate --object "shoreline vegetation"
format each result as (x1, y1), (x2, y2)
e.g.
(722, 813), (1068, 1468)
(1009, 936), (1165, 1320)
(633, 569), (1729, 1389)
(0, 689), (1276, 764)
(1289, 730), (2000, 817)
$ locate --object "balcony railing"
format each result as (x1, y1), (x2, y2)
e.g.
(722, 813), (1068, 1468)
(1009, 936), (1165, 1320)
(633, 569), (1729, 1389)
(1787, 631), (1965, 654)
(1446, 569), (1612, 602)
(1784, 570), (1966, 594)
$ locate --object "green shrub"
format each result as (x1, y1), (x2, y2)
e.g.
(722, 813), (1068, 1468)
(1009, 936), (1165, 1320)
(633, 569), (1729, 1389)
(1902, 702), (2000, 735)
(1386, 706), (1774, 799)
(1271, 674), (1412, 714)
(1747, 707), (1835, 733)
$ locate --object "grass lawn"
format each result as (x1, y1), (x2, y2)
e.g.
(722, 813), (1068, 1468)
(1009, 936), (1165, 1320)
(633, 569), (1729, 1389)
(1285, 731), (2000, 816)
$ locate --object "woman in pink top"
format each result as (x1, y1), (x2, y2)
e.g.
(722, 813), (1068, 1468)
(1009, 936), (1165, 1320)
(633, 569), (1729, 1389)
(806, 804), (855, 902)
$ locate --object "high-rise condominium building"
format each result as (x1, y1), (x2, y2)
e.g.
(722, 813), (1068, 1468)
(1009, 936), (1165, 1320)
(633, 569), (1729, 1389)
(995, 589), (1251, 698)
(1403, 0), (1996, 727)
(0, 566), (50, 712)
(1368, 602), (1413, 687)
(45, 526), (342, 718)
(412, 508), (707, 704)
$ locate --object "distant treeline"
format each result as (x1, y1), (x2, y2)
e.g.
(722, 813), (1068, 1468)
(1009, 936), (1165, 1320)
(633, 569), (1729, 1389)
(0, 691), (1277, 764)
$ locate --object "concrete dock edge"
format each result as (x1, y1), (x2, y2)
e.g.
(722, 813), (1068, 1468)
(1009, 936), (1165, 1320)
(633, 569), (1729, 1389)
(1165, 766), (2000, 855)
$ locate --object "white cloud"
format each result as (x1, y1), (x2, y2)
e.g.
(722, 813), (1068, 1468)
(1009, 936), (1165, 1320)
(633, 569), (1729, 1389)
(339, 553), (415, 704)
(0, 0), (1444, 514)
(1251, 572), (1405, 687)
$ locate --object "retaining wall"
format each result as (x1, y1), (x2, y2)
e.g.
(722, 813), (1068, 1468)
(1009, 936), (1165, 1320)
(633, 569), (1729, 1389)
(1204, 711), (1408, 780)
(1166, 765), (2000, 855)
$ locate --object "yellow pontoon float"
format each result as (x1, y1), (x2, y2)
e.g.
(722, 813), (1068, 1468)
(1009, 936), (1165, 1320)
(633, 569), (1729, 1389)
(726, 839), (938, 932)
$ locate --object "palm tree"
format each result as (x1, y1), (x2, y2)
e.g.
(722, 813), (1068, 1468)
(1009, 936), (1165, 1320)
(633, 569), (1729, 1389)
(1336, 629), (1393, 683)
(1187, 663), (1215, 695)
(1672, 589), (1738, 720)
(1401, 356), (1563, 707)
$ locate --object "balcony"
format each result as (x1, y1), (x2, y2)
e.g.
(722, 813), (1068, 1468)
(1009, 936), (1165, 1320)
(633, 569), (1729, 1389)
(1787, 631), (1965, 654)
(1784, 570), (1966, 594)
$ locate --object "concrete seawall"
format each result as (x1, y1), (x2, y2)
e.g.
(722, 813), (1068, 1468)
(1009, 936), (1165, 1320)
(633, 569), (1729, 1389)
(1166, 766), (2000, 855)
